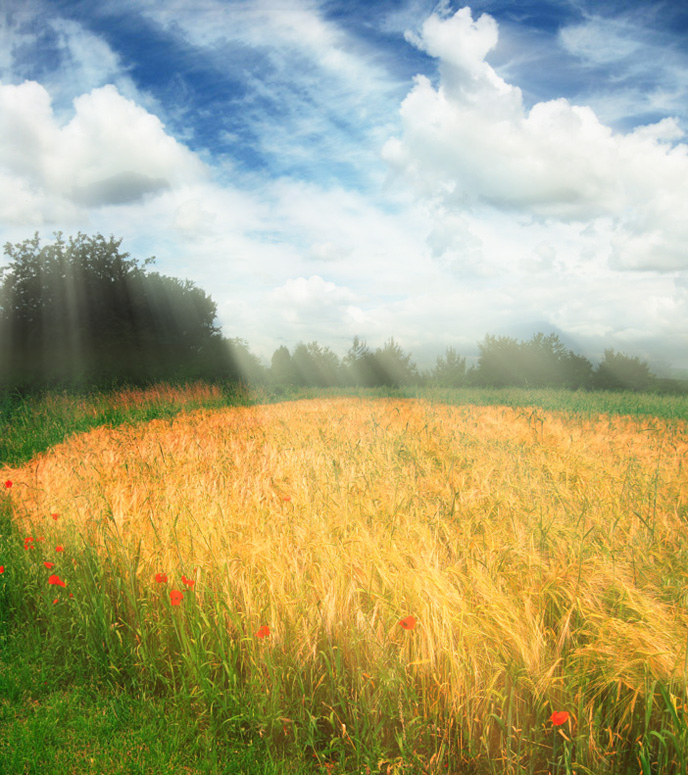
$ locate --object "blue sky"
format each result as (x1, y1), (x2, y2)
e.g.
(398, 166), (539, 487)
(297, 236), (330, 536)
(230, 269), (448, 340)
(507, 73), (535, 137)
(2, 0), (687, 372)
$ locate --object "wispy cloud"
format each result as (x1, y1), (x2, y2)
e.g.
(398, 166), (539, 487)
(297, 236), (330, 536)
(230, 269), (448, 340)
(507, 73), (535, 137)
(559, 8), (688, 128)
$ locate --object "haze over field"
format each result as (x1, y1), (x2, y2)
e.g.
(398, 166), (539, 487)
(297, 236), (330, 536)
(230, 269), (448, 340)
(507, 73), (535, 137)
(1, 0), (687, 373)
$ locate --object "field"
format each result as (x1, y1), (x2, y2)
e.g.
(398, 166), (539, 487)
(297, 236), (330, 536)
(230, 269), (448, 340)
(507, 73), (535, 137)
(1, 385), (688, 774)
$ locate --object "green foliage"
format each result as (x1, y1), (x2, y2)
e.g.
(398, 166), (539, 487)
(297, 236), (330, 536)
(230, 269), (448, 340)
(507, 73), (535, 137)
(473, 333), (596, 389)
(342, 336), (379, 387)
(0, 232), (258, 391)
(374, 337), (419, 387)
(270, 345), (299, 386)
(291, 341), (342, 387)
(594, 348), (653, 391)
(432, 346), (466, 388)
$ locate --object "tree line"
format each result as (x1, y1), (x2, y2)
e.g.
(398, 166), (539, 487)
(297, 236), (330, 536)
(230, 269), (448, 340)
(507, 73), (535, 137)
(266, 334), (664, 392)
(0, 232), (682, 394)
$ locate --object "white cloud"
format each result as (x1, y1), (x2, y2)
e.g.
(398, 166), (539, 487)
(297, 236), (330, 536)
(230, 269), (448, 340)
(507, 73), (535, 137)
(0, 81), (207, 223)
(383, 6), (688, 271)
(270, 275), (358, 332)
(1, 1), (686, 372)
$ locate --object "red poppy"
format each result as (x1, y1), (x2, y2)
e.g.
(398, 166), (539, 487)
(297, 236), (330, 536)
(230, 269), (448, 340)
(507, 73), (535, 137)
(25, 536), (34, 543)
(24, 542), (35, 550)
(43, 561), (55, 569)
(51, 513), (59, 520)
(550, 711), (570, 726)
(154, 572), (168, 583)
(48, 574), (66, 587)
(69, 593), (74, 598)
(55, 545), (64, 552)
(255, 625), (270, 638)
(170, 590), (183, 606)
(282, 495), (291, 502)
(399, 615), (417, 630)
(4, 480), (12, 489)
(0, 566), (4, 573)
(53, 598), (59, 605)
(181, 575), (195, 588)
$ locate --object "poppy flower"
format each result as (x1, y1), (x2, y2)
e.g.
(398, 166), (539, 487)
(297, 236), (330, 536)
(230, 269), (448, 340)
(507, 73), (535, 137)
(51, 513), (59, 520)
(282, 495), (291, 502)
(55, 545), (64, 552)
(255, 625), (270, 638)
(25, 536), (34, 543)
(4, 480), (12, 489)
(181, 575), (195, 588)
(69, 593), (74, 598)
(0, 566), (4, 573)
(53, 598), (59, 605)
(24, 542), (35, 550)
(154, 572), (168, 583)
(550, 711), (570, 726)
(43, 561), (55, 569)
(170, 590), (183, 606)
(48, 574), (66, 587)
(399, 615), (417, 630)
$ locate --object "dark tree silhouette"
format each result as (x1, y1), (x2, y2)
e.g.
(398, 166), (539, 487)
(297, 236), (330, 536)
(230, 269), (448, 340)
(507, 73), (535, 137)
(0, 232), (226, 390)
(594, 349), (653, 391)
(270, 345), (299, 386)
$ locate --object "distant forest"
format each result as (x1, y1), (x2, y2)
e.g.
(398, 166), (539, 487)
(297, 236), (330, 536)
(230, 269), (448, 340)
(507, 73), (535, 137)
(1, 232), (684, 394)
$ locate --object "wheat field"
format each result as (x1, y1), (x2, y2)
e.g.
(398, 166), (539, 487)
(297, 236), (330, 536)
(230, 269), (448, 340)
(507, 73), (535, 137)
(3, 396), (688, 773)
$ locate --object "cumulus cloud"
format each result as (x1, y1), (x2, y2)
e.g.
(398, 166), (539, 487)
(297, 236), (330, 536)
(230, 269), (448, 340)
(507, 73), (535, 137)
(0, 81), (206, 222)
(265, 274), (371, 346)
(383, 6), (688, 270)
(271, 275), (357, 323)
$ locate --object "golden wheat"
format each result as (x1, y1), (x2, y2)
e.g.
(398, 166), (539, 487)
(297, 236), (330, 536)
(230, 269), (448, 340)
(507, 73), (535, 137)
(4, 397), (688, 749)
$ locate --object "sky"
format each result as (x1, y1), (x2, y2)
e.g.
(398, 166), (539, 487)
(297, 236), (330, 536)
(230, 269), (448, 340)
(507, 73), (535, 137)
(1, 0), (688, 374)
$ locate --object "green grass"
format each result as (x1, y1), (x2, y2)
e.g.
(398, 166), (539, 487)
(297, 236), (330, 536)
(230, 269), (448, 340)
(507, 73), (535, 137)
(0, 508), (317, 775)
(0, 629), (296, 775)
(385, 385), (688, 421)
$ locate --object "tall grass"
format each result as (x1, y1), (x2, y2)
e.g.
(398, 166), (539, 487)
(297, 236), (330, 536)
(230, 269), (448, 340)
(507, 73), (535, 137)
(3, 384), (687, 471)
(2, 396), (687, 773)
(0, 381), (256, 467)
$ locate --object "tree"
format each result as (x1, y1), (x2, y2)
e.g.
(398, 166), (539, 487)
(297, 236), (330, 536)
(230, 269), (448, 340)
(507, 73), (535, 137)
(561, 351), (593, 390)
(221, 338), (267, 384)
(474, 335), (523, 387)
(519, 333), (568, 387)
(270, 346), (298, 386)
(374, 338), (419, 387)
(432, 346), (466, 387)
(343, 336), (379, 387)
(292, 342), (341, 387)
(594, 349), (654, 391)
(0, 232), (224, 390)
